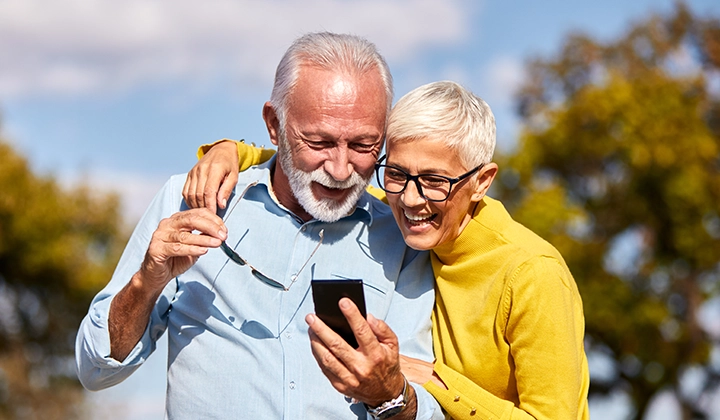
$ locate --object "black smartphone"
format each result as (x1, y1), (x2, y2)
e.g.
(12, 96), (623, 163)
(311, 279), (366, 348)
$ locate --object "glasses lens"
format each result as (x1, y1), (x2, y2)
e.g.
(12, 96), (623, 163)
(378, 165), (409, 193)
(221, 242), (247, 266)
(417, 175), (452, 201)
(252, 270), (286, 290)
(224, 243), (284, 289)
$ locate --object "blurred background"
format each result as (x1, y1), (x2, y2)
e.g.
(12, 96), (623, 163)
(1, 0), (719, 418)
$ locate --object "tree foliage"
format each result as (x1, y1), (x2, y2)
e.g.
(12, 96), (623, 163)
(496, 2), (720, 418)
(0, 137), (126, 419)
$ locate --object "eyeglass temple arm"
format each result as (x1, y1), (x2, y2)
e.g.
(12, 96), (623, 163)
(294, 229), (324, 277)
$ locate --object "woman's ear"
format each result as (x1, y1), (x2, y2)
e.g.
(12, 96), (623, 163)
(471, 163), (499, 202)
(263, 102), (281, 146)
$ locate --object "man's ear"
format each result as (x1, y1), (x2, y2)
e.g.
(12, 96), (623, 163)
(263, 102), (281, 146)
(471, 162), (499, 202)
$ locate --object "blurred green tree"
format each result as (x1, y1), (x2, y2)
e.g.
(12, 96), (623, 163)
(0, 135), (126, 419)
(495, 2), (720, 418)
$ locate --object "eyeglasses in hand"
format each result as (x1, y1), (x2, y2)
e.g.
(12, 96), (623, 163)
(220, 181), (324, 291)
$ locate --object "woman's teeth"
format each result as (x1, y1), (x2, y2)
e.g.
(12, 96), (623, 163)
(405, 211), (434, 224)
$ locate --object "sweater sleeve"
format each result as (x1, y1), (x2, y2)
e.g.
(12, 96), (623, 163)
(426, 363), (519, 420)
(197, 139), (276, 171)
(426, 256), (588, 420)
(366, 185), (388, 203)
(504, 256), (587, 419)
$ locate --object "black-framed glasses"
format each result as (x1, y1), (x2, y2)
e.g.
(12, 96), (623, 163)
(374, 155), (484, 202)
(220, 181), (324, 291)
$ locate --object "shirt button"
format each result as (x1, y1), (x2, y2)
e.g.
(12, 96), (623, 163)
(470, 408), (476, 416)
(301, 226), (307, 232)
(285, 332), (292, 339)
(289, 381), (296, 389)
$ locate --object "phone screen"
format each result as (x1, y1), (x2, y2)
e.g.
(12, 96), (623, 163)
(311, 279), (366, 348)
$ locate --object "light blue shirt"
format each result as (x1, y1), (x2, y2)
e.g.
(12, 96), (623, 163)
(76, 159), (442, 419)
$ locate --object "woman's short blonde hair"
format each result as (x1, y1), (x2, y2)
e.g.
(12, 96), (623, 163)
(386, 81), (495, 168)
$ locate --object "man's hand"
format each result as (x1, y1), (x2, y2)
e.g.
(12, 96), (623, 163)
(109, 208), (227, 361)
(183, 140), (239, 213)
(306, 298), (417, 418)
(140, 208), (228, 290)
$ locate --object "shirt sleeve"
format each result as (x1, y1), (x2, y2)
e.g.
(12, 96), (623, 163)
(74, 176), (184, 391)
(197, 139), (276, 171)
(383, 248), (444, 420)
(426, 256), (588, 420)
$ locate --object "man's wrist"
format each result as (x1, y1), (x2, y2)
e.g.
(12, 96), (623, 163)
(109, 272), (160, 361)
(131, 269), (166, 303)
(365, 375), (412, 419)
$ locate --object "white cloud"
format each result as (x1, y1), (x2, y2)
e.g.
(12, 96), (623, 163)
(460, 55), (527, 151)
(0, 0), (473, 99)
(481, 55), (526, 109)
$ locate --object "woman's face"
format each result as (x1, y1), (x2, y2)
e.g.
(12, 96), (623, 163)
(384, 137), (489, 251)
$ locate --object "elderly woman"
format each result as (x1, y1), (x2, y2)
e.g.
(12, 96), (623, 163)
(185, 81), (590, 419)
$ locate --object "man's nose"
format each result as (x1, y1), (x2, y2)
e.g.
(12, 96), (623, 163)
(323, 146), (353, 182)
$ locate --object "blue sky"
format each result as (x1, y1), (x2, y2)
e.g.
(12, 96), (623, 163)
(4, 1), (720, 418)
(6, 0), (720, 224)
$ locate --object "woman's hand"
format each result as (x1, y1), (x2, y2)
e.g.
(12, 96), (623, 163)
(400, 355), (447, 389)
(183, 140), (239, 214)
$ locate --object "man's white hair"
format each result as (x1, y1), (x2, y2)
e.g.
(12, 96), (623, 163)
(270, 32), (393, 133)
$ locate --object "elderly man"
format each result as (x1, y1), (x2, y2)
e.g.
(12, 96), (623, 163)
(75, 32), (441, 419)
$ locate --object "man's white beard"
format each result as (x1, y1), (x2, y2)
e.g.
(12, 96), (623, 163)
(277, 133), (370, 223)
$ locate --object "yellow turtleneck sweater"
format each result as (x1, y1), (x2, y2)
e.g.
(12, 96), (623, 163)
(426, 197), (589, 420)
(204, 140), (590, 419)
